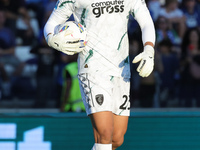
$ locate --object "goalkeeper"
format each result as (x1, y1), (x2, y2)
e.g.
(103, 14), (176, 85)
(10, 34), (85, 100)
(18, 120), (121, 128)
(44, 0), (155, 150)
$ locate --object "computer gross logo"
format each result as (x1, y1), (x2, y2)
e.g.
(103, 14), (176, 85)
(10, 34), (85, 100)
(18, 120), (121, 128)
(91, 0), (124, 18)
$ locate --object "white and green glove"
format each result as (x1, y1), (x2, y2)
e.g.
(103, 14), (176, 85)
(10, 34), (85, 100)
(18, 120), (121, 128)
(132, 45), (154, 77)
(46, 30), (85, 55)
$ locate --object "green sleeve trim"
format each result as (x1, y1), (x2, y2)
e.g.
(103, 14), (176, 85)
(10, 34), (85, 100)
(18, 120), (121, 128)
(59, 1), (75, 8)
(80, 9), (87, 27)
(117, 32), (127, 50)
(85, 49), (94, 63)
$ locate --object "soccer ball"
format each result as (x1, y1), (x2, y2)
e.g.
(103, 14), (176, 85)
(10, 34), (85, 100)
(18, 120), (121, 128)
(54, 21), (87, 44)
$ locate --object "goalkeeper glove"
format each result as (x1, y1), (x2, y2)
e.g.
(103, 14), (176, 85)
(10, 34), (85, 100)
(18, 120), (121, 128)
(46, 30), (85, 55)
(132, 45), (154, 77)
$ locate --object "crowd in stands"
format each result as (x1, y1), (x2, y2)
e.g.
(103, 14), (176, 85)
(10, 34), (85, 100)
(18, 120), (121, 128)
(0, 0), (199, 109)
(130, 0), (200, 108)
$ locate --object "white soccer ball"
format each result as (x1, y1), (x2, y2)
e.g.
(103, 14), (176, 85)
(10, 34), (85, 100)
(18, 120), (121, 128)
(54, 21), (87, 44)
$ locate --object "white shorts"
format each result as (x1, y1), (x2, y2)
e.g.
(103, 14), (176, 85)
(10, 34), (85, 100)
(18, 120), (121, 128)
(78, 73), (130, 116)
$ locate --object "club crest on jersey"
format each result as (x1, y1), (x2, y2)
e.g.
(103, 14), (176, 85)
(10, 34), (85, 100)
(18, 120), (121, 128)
(95, 94), (104, 105)
(91, 0), (124, 18)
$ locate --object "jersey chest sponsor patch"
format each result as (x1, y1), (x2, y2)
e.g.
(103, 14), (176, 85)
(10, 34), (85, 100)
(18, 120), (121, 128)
(91, 0), (125, 18)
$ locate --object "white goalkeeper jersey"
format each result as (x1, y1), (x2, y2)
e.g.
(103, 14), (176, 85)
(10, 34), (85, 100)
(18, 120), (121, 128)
(45, 0), (155, 77)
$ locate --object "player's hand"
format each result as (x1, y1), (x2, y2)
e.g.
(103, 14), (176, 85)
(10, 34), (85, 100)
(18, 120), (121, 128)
(46, 30), (85, 55)
(132, 45), (154, 77)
